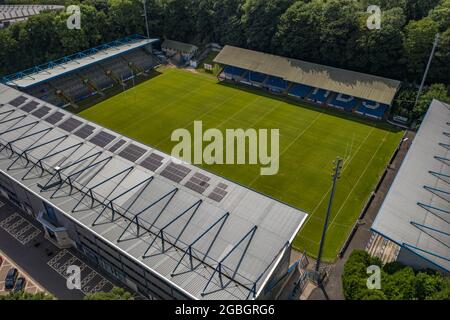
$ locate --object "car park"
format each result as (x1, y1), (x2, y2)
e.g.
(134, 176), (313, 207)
(13, 277), (26, 292)
(5, 267), (18, 290)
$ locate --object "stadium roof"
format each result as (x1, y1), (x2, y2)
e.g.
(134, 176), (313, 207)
(0, 84), (307, 299)
(214, 45), (401, 105)
(3, 35), (158, 89)
(372, 99), (450, 273)
(0, 5), (64, 24)
(162, 39), (198, 54)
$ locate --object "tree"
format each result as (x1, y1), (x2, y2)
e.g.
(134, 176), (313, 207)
(241, 0), (293, 52)
(429, 29), (450, 84)
(428, 277), (450, 300)
(211, 0), (246, 46)
(83, 287), (133, 300)
(0, 291), (54, 300)
(404, 17), (439, 81)
(161, 0), (196, 42)
(341, 250), (382, 300)
(364, 0), (441, 20)
(427, 0), (450, 31)
(413, 83), (450, 118)
(342, 249), (450, 300)
(319, 0), (361, 67)
(273, 0), (323, 62)
(106, 0), (145, 40)
(382, 267), (416, 299)
(0, 30), (18, 76)
(351, 7), (407, 78)
(357, 288), (387, 300)
(414, 272), (442, 300)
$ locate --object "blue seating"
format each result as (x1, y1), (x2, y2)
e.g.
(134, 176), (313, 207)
(223, 65), (246, 77)
(266, 76), (288, 90)
(288, 84), (313, 99)
(249, 71), (267, 83)
(308, 88), (331, 104)
(355, 100), (388, 119)
(328, 93), (358, 111)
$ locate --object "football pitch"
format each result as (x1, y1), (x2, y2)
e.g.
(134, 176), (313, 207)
(79, 67), (404, 261)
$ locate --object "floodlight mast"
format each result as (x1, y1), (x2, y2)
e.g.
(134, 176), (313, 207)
(142, 0), (150, 39)
(315, 157), (343, 283)
(414, 33), (440, 110)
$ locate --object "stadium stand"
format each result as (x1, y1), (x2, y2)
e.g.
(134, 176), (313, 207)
(0, 83), (309, 299)
(249, 71), (267, 84)
(223, 66), (246, 80)
(372, 99), (450, 273)
(266, 76), (288, 92)
(100, 57), (134, 81)
(1, 35), (159, 107)
(49, 74), (92, 102)
(328, 93), (359, 112)
(214, 45), (401, 120)
(307, 88), (331, 105)
(24, 83), (65, 107)
(288, 84), (313, 99)
(122, 49), (157, 72)
(78, 65), (115, 91)
(355, 100), (388, 119)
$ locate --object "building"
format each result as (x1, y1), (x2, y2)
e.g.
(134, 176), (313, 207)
(214, 45), (401, 120)
(371, 99), (450, 274)
(0, 84), (308, 299)
(2, 35), (159, 108)
(0, 5), (64, 28)
(161, 39), (199, 65)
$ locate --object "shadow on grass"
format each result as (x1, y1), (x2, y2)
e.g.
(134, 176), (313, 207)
(217, 81), (403, 134)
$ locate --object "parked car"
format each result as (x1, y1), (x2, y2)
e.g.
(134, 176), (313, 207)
(13, 277), (26, 292)
(5, 268), (18, 290)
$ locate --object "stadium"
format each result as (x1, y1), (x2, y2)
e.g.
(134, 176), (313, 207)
(0, 29), (447, 301)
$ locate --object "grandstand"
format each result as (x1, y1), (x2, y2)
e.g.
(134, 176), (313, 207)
(0, 4), (64, 28)
(214, 45), (401, 120)
(372, 99), (450, 274)
(1, 35), (159, 107)
(0, 83), (308, 299)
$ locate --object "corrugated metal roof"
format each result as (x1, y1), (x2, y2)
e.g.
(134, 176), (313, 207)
(372, 99), (450, 272)
(0, 5), (64, 23)
(6, 38), (158, 89)
(214, 45), (401, 105)
(0, 84), (308, 299)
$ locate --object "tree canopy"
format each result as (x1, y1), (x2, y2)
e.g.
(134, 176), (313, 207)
(0, 0), (449, 120)
(342, 250), (450, 300)
(0, 291), (54, 300)
(83, 286), (133, 300)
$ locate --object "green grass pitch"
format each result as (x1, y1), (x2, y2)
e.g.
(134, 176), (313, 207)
(79, 67), (404, 262)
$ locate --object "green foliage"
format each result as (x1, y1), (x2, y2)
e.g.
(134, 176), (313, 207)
(0, 291), (54, 300)
(0, 0), (448, 121)
(342, 249), (450, 300)
(83, 286), (133, 300)
(413, 83), (450, 118)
